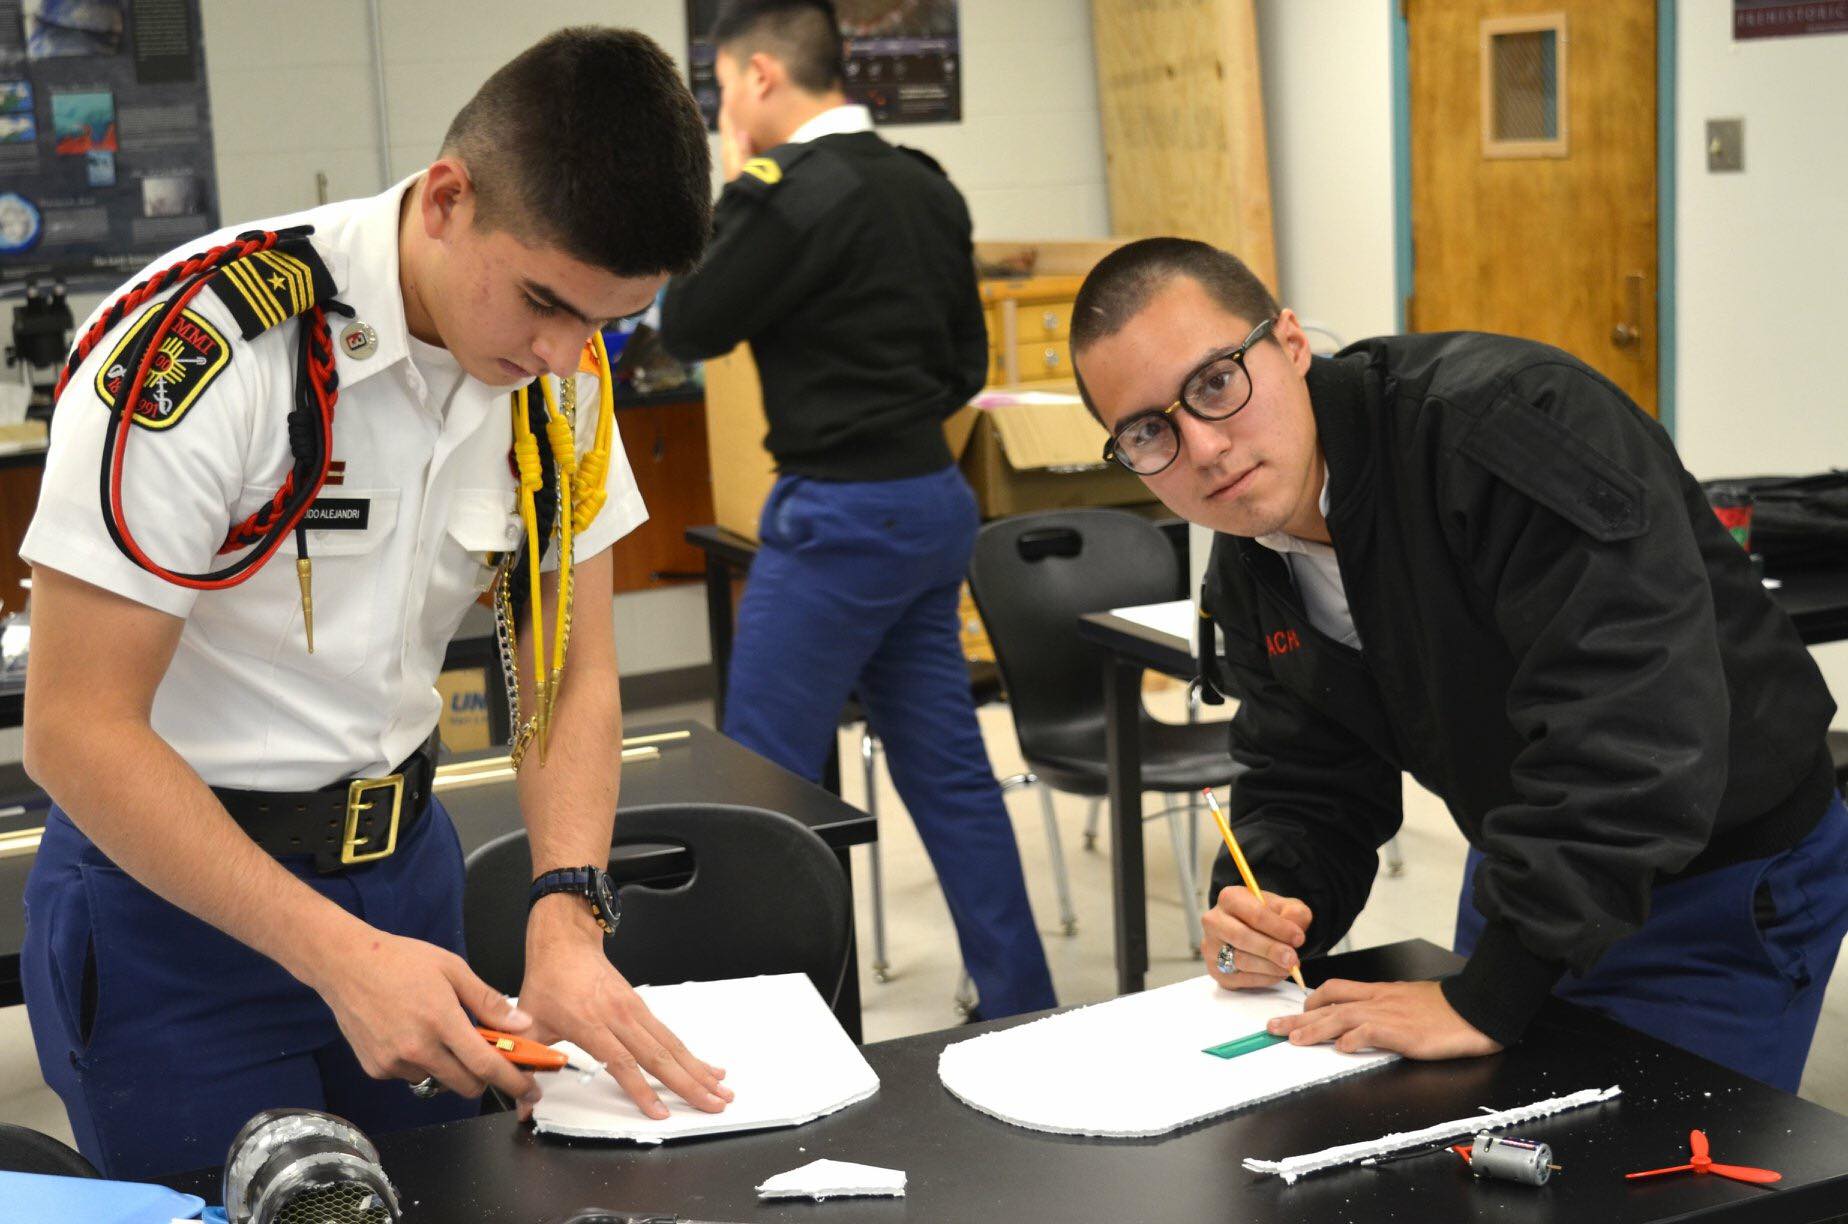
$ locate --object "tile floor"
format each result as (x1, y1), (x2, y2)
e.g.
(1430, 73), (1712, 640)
(3, 683), (1844, 1154)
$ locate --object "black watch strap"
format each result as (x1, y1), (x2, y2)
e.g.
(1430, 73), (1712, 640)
(530, 865), (620, 935)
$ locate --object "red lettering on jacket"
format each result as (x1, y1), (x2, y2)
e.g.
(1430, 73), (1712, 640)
(1265, 629), (1302, 658)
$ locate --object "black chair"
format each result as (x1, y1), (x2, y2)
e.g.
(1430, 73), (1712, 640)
(970, 509), (1243, 955)
(1829, 730), (1848, 794)
(0, 1122), (98, 1178)
(463, 803), (852, 1010)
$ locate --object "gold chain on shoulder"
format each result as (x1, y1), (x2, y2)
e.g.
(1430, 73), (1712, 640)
(494, 333), (617, 770)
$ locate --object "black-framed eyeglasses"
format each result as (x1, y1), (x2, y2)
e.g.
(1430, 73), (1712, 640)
(1101, 317), (1277, 476)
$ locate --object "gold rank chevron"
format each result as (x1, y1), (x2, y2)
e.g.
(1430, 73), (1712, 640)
(217, 248), (319, 331)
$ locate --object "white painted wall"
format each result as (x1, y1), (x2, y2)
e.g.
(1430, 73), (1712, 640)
(1672, 0), (1848, 721)
(198, 0), (1109, 242)
(1253, 0), (1398, 348)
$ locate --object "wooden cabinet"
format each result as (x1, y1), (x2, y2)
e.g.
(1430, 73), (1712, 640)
(979, 274), (1086, 387)
(0, 458), (42, 617)
(609, 396), (714, 593)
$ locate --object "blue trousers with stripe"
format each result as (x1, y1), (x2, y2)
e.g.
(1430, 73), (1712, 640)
(1455, 790), (1848, 1092)
(724, 467), (1056, 1018)
(22, 800), (481, 1180)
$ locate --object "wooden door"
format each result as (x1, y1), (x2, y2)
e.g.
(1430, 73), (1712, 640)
(1408, 0), (1657, 414)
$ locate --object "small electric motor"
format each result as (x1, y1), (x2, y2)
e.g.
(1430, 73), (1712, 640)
(1467, 1132), (1560, 1186)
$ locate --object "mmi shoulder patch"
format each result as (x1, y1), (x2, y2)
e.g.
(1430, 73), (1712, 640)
(94, 305), (231, 431)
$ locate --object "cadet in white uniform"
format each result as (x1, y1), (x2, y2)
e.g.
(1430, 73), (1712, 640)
(17, 27), (732, 1179)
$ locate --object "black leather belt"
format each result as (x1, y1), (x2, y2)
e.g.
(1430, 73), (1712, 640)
(212, 732), (440, 873)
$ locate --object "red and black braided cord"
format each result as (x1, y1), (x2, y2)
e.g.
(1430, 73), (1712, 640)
(59, 227), (343, 590)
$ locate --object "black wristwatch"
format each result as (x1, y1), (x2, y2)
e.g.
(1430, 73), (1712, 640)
(529, 865), (620, 935)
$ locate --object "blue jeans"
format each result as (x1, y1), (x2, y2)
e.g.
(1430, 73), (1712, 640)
(1455, 791), (1848, 1092)
(725, 467), (1056, 1017)
(22, 799), (481, 1180)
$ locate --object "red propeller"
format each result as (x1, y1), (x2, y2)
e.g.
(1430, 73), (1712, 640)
(1626, 1129), (1782, 1186)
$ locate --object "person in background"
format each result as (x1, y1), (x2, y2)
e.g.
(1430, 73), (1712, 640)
(661, 0), (1056, 1019)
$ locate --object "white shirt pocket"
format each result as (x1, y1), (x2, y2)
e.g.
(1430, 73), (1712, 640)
(189, 487), (403, 680)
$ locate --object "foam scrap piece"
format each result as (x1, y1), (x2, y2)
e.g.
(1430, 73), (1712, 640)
(938, 976), (1397, 1138)
(756, 1158), (907, 1200)
(1242, 1084), (1623, 1183)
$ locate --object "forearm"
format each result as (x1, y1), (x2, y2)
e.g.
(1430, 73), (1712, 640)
(514, 558), (623, 879)
(25, 709), (369, 988)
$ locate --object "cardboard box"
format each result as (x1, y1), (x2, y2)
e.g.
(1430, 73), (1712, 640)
(702, 238), (1150, 540)
(437, 668), (492, 753)
(956, 387), (1153, 518)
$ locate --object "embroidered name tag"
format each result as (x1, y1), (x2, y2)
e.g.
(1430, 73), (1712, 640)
(301, 497), (370, 530)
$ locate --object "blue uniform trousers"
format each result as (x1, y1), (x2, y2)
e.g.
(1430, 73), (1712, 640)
(724, 467), (1056, 1018)
(1454, 790), (1848, 1092)
(22, 799), (481, 1180)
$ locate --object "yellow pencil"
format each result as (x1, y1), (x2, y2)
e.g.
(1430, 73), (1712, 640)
(1202, 788), (1308, 990)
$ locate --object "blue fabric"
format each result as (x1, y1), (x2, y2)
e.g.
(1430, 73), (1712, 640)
(21, 799), (482, 1181)
(0, 1170), (204, 1222)
(724, 468), (1056, 1017)
(1454, 790), (1848, 1092)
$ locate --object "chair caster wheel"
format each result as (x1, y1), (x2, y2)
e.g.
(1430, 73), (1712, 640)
(1062, 919), (1078, 937)
(1083, 833), (1097, 851)
(872, 962), (891, 983)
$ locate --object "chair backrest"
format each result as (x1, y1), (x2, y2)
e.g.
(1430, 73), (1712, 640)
(464, 803), (851, 1008)
(969, 509), (1182, 758)
(0, 1123), (98, 1178)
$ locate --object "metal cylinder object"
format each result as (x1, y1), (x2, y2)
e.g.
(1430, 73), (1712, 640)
(223, 1108), (402, 1224)
(1469, 1132), (1555, 1186)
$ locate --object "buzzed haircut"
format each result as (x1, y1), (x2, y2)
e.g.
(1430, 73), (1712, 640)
(1070, 238), (1281, 356)
(1069, 238), (1282, 420)
(710, 0), (847, 94)
(442, 27), (712, 278)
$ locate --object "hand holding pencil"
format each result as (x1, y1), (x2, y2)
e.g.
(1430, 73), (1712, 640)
(1199, 788), (1313, 992)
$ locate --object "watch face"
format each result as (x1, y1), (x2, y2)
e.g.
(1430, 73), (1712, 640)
(593, 871), (619, 927)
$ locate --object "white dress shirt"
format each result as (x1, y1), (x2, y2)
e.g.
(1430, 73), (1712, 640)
(785, 103), (874, 145)
(1253, 474), (1362, 650)
(23, 176), (647, 789)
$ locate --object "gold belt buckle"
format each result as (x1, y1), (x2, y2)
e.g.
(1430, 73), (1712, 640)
(342, 773), (404, 866)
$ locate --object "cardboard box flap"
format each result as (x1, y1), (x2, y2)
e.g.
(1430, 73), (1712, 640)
(973, 389), (1109, 472)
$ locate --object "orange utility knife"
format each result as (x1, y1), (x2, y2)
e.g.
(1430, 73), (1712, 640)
(476, 1026), (599, 1075)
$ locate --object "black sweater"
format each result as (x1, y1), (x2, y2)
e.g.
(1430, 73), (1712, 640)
(1203, 335), (1836, 1047)
(659, 130), (987, 482)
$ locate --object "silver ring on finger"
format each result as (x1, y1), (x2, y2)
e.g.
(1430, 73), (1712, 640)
(409, 1075), (444, 1100)
(1216, 943), (1236, 975)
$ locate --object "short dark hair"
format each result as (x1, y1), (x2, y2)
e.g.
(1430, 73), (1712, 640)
(442, 27), (712, 278)
(710, 0), (846, 94)
(1071, 238), (1281, 356)
(1070, 238), (1282, 419)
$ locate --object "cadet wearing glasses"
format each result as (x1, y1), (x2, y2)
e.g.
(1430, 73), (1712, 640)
(1069, 236), (1848, 1092)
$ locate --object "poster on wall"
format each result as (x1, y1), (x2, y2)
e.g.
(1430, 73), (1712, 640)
(1734, 0), (1848, 39)
(0, 0), (219, 287)
(686, 0), (961, 130)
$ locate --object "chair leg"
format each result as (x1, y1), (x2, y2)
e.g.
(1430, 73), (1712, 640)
(1083, 798), (1102, 851)
(1036, 782), (1079, 937)
(1382, 835), (1405, 878)
(863, 729), (891, 983)
(1164, 805), (1201, 953)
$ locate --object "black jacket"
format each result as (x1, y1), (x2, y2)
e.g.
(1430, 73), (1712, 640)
(659, 130), (987, 482)
(1203, 333), (1836, 1046)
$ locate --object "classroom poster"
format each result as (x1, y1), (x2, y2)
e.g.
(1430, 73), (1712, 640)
(0, 0), (219, 284)
(686, 0), (961, 129)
